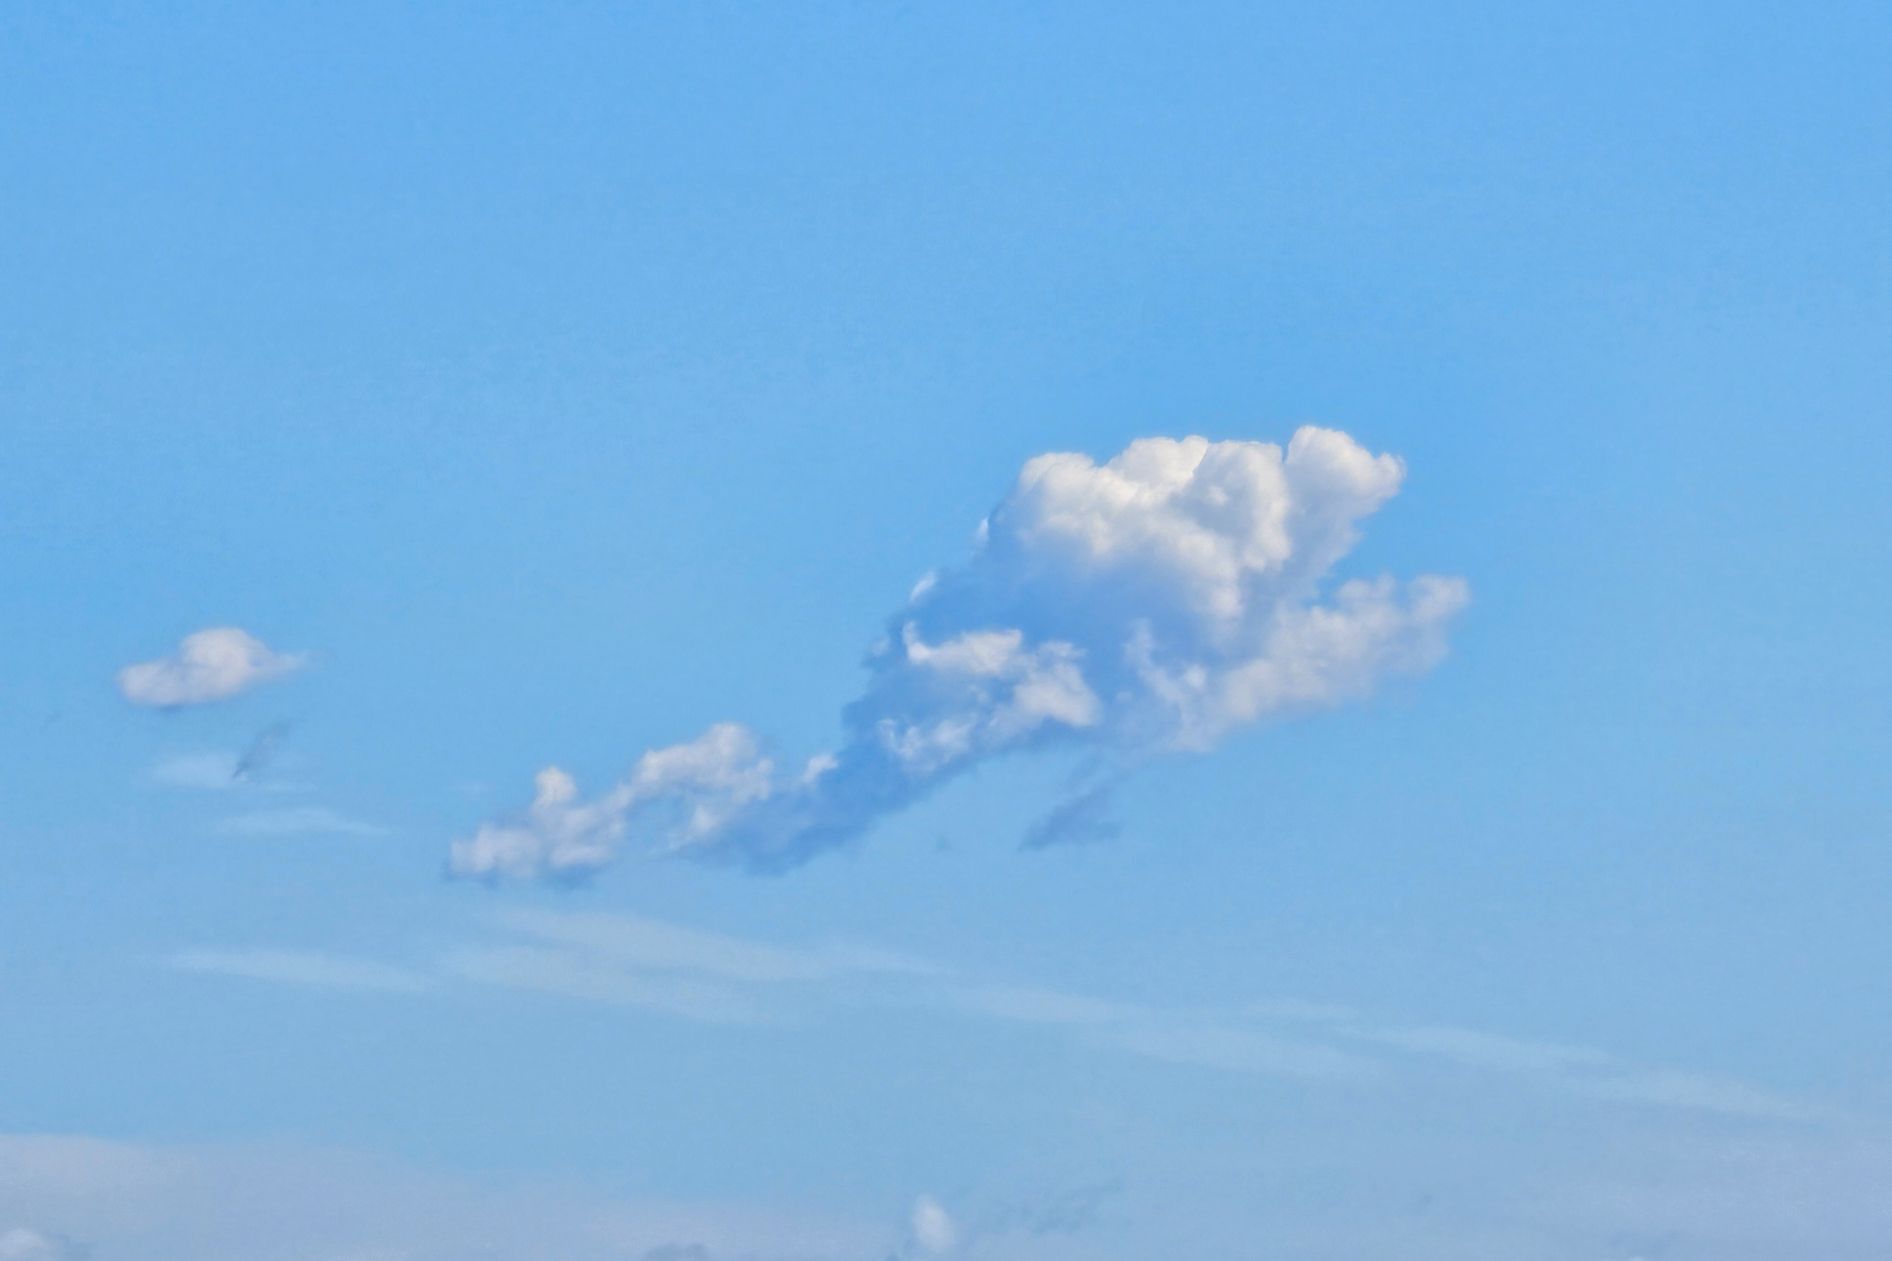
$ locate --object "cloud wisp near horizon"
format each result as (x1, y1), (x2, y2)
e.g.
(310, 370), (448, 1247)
(162, 906), (1829, 1127)
(450, 428), (1468, 881)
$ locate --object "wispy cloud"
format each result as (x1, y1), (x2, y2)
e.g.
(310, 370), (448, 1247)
(1347, 1022), (1832, 1123)
(488, 908), (943, 985)
(145, 751), (247, 790)
(145, 728), (301, 793)
(167, 910), (1825, 1123)
(451, 429), (1466, 880)
(440, 908), (946, 1025)
(1111, 1022), (1387, 1083)
(945, 983), (1141, 1028)
(440, 944), (775, 1025)
(1360, 1023), (1619, 1075)
(1577, 1067), (1831, 1123)
(167, 949), (431, 995)
(117, 627), (305, 708)
(216, 807), (390, 838)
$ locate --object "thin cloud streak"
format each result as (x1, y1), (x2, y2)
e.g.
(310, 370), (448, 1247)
(440, 944), (775, 1025)
(1343, 1022), (1835, 1124)
(490, 908), (944, 985)
(216, 807), (391, 838)
(165, 910), (1828, 1121)
(167, 949), (432, 995)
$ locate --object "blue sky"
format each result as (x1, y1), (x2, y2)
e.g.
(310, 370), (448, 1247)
(5, 4), (1892, 1258)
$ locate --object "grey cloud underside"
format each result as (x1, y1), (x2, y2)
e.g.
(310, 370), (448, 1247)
(1020, 780), (1122, 850)
(451, 428), (1468, 880)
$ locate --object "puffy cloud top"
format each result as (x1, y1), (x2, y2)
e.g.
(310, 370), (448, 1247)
(1001, 427), (1403, 625)
(117, 627), (305, 708)
(451, 428), (1466, 879)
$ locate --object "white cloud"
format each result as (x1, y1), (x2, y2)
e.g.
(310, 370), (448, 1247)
(450, 727), (778, 879)
(453, 428), (1466, 879)
(1002, 427), (1403, 623)
(910, 1196), (956, 1255)
(117, 627), (305, 708)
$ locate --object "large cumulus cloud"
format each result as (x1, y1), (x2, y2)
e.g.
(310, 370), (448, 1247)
(451, 428), (1467, 879)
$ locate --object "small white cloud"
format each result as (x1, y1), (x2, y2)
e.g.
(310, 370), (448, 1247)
(910, 1196), (956, 1255)
(216, 806), (390, 837)
(117, 627), (305, 708)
